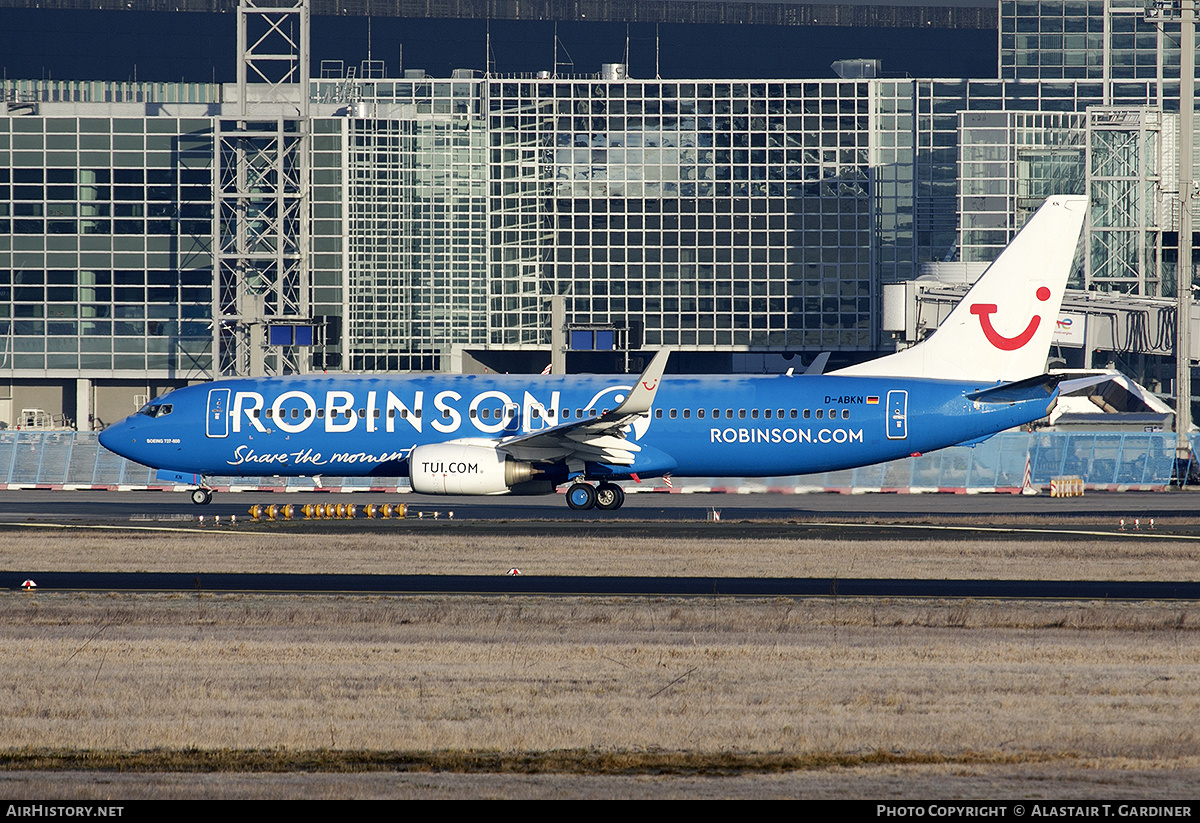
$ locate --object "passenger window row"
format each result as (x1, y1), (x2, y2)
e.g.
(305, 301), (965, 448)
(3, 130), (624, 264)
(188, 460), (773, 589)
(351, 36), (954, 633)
(252, 404), (852, 422)
(254, 407), (422, 420)
(654, 407), (852, 420)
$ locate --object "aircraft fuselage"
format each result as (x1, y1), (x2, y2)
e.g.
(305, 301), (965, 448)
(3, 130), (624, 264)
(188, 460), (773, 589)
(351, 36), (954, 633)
(99, 372), (1050, 482)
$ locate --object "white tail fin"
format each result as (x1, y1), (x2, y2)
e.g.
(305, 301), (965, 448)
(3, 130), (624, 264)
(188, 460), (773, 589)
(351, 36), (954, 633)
(834, 195), (1087, 383)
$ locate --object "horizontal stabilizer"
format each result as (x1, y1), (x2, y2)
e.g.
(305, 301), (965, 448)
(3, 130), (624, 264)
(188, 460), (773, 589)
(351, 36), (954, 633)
(1053, 373), (1122, 399)
(966, 374), (1068, 404)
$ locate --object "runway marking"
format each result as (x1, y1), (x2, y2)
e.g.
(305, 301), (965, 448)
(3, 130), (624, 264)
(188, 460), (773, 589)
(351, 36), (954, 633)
(4, 519), (1200, 541)
(2, 522), (220, 535)
(804, 521), (1200, 540)
(13, 573), (1200, 601)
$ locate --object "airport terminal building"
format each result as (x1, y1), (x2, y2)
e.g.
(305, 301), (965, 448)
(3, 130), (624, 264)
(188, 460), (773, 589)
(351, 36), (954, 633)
(0, 0), (1194, 430)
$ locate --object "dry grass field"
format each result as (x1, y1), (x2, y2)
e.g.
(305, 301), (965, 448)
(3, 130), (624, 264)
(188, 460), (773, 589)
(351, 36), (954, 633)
(5, 525), (1200, 580)
(2, 527), (1200, 798)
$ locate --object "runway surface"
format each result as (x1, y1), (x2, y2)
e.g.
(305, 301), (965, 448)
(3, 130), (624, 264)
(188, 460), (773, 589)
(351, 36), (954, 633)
(3, 488), (1200, 599)
(1, 487), (1198, 526)
(10, 570), (1200, 600)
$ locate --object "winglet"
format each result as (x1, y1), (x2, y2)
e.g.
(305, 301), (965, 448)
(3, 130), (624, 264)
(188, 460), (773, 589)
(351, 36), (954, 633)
(804, 352), (831, 375)
(614, 350), (670, 416)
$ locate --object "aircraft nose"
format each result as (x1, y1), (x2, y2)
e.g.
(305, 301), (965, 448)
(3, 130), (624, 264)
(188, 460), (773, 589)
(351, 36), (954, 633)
(98, 418), (134, 457)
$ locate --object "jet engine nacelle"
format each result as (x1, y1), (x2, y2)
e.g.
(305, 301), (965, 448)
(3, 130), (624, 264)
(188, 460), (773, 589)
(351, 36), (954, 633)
(409, 442), (537, 495)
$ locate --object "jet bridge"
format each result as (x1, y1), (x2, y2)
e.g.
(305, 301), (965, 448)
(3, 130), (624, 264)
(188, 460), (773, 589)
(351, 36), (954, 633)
(884, 281), (1197, 386)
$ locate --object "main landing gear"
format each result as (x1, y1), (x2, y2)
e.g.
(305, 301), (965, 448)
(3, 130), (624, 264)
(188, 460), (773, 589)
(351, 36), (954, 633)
(191, 487), (213, 505)
(565, 482), (625, 510)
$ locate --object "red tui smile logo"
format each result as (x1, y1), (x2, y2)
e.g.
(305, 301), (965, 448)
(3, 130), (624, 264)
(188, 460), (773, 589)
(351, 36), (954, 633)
(970, 286), (1051, 351)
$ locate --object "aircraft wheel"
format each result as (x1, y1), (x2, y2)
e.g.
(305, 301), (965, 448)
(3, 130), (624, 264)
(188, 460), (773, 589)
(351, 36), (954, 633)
(191, 488), (213, 506)
(565, 482), (596, 510)
(595, 483), (625, 510)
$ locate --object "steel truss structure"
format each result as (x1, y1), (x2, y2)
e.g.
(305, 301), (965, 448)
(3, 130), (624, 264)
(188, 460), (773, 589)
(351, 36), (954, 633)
(1086, 107), (1166, 297)
(214, 0), (311, 376)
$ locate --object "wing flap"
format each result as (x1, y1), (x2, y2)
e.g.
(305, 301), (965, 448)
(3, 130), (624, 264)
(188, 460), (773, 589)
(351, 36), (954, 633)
(498, 351), (669, 467)
(570, 444), (638, 464)
(565, 432), (642, 451)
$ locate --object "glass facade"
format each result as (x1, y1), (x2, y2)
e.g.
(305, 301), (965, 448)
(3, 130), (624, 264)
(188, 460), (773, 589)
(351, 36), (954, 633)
(958, 110), (1087, 263)
(345, 111), (487, 370)
(1001, 0), (1109, 81)
(0, 113), (213, 377)
(0, 1), (1197, 426)
(485, 79), (873, 351)
(309, 80), (491, 372)
(1000, 0), (1197, 105)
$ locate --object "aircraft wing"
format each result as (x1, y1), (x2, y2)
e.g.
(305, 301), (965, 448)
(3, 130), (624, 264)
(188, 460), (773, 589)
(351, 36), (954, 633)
(497, 350), (670, 466)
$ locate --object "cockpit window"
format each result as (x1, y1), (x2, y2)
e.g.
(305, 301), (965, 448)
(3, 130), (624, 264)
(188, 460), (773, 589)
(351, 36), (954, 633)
(138, 403), (173, 418)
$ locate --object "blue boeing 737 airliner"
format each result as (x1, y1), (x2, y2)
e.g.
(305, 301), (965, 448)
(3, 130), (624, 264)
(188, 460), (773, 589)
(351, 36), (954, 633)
(99, 196), (1088, 510)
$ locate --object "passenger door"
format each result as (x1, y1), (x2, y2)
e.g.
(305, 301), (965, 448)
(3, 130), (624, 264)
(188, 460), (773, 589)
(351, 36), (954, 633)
(886, 390), (908, 440)
(206, 388), (230, 438)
